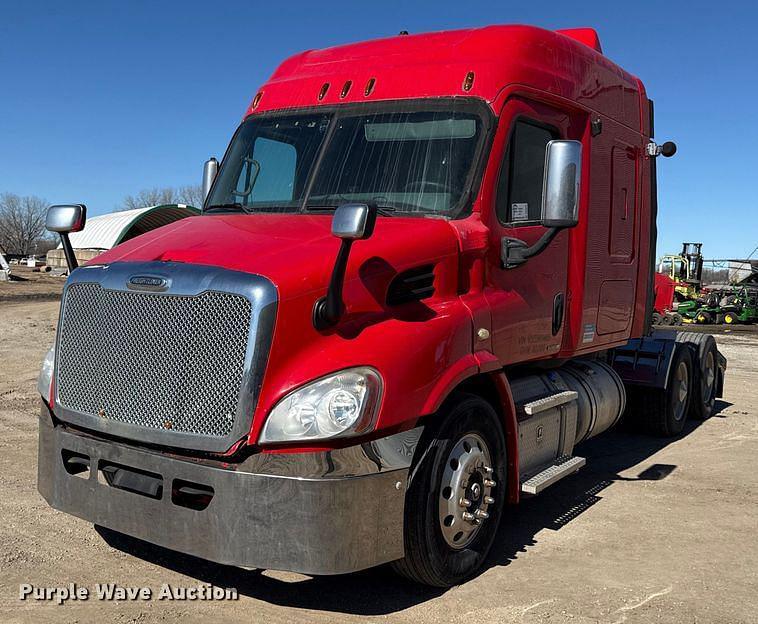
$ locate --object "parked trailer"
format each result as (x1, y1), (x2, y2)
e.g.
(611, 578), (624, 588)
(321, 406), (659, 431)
(37, 25), (725, 588)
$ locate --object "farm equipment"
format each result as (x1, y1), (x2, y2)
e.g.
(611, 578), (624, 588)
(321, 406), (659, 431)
(719, 286), (758, 324)
(37, 25), (727, 587)
(658, 242), (704, 301)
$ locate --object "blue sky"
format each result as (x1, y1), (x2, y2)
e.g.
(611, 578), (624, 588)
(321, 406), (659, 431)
(0, 1), (755, 259)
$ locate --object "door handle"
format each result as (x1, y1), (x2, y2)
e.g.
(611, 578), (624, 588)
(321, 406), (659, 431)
(552, 292), (565, 336)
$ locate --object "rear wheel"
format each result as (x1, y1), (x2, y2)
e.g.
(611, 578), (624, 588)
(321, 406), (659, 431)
(723, 311), (738, 324)
(696, 311), (713, 324)
(675, 332), (718, 419)
(391, 394), (506, 587)
(633, 345), (693, 436)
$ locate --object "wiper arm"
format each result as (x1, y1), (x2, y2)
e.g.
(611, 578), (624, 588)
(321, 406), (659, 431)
(204, 203), (253, 214)
(375, 205), (398, 216)
(306, 202), (397, 217)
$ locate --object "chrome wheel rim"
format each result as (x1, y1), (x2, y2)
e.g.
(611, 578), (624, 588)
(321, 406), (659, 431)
(438, 433), (495, 549)
(673, 361), (689, 421)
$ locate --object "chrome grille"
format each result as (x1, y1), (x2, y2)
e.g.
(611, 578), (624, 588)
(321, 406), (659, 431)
(57, 282), (253, 439)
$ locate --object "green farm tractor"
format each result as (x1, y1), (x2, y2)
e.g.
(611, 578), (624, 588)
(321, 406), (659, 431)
(678, 285), (758, 325)
(719, 286), (758, 324)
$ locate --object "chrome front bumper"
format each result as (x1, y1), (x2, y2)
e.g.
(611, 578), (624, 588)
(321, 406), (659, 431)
(37, 406), (421, 575)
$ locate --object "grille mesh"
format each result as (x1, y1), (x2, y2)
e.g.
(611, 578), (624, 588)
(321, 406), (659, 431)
(57, 282), (252, 438)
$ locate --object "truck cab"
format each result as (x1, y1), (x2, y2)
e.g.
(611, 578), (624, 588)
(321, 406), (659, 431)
(37, 25), (725, 587)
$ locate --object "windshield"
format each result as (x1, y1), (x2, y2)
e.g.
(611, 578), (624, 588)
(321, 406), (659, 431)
(205, 100), (488, 217)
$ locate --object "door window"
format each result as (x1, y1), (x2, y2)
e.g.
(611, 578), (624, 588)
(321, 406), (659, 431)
(496, 120), (557, 225)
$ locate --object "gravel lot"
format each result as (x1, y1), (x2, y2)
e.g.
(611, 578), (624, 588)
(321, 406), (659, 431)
(1, 299), (756, 623)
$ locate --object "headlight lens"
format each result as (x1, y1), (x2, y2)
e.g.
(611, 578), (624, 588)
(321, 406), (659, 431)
(37, 346), (55, 402)
(259, 367), (382, 443)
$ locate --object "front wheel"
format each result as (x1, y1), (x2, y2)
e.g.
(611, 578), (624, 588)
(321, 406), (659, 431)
(391, 394), (506, 587)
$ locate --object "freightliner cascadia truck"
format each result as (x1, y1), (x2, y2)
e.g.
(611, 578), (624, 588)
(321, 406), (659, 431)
(38, 25), (726, 587)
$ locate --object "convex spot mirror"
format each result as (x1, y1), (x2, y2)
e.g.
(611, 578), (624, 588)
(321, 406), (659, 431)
(541, 140), (581, 229)
(331, 203), (377, 240)
(45, 204), (87, 234)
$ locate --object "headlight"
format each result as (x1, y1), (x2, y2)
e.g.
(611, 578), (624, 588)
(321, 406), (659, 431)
(37, 346), (55, 402)
(259, 367), (382, 443)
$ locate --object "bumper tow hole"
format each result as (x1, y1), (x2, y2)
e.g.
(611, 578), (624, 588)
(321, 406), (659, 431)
(172, 479), (214, 511)
(97, 460), (163, 500)
(61, 450), (90, 478)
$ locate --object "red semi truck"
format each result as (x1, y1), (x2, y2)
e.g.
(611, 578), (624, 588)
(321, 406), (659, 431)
(38, 25), (725, 587)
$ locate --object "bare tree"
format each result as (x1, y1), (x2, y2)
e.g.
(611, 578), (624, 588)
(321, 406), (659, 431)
(0, 193), (52, 255)
(178, 184), (204, 209)
(118, 187), (179, 211)
(118, 185), (204, 211)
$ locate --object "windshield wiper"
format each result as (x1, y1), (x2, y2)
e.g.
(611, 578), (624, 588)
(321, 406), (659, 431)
(204, 203), (253, 214)
(305, 203), (399, 217)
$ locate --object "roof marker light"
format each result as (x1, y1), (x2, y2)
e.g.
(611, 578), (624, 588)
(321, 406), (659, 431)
(340, 80), (352, 99)
(364, 77), (376, 97)
(251, 91), (263, 110)
(462, 71), (475, 92)
(318, 82), (330, 101)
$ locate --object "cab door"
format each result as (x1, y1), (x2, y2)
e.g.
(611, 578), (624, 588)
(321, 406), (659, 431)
(482, 98), (577, 365)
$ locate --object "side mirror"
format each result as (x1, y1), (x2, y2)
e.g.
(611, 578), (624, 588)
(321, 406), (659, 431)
(541, 140), (581, 228)
(313, 204), (378, 329)
(202, 157), (219, 202)
(331, 203), (377, 240)
(45, 204), (86, 234)
(45, 204), (87, 273)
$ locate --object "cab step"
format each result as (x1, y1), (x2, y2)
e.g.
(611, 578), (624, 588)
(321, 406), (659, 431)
(522, 390), (577, 415)
(521, 455), (586, 495)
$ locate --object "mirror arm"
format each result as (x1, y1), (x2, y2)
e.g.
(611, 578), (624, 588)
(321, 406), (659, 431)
(501, 227), (560, 269)
(313, 239), (354, 330)
(60, 233), (79, 271)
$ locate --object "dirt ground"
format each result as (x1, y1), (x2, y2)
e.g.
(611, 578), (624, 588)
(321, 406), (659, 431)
(0, 266), (64, 303)
(1, 299), (756, 624)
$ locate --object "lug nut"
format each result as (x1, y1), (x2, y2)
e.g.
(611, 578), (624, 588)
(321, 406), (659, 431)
(484, 479), (496, 488)
(483, 465), (493, 474)
(475, 509), (489, 520)
(462, 511), (475, 522)
(484, 496), (495, 504)
(459, 497), (471, 508)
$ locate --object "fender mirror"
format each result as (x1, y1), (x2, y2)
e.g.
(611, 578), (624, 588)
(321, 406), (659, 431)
(541, 140), (581, 228)
(331, 203), (377, 240)
(313, 203), (377, 329)
(45, 204), (86, 234)
(45, 204), (87, 272)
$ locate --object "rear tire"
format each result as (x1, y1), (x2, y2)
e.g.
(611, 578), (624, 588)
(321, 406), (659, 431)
(391, 393), (506, 587)
(632, 345), (693, 437)
(723, 311), (738, 325)
(696, 311), (712, 324)
(675, 332), (718, 420)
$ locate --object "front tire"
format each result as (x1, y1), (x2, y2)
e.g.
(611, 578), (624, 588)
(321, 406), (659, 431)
(391, 393), (506, 587)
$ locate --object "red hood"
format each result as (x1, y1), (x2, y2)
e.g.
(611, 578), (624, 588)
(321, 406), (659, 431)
(93, 213), (460, 298)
